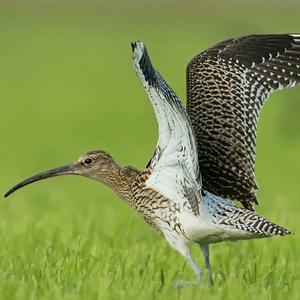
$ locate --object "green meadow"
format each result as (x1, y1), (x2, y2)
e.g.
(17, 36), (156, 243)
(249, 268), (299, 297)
(0, 1), (299, 299)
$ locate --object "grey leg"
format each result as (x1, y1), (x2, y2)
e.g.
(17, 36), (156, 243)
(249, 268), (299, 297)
(164, 234), (201, 280)
(186, 251), (201, 280)
(173, 252), (201, 290)
(200, 244), (213, 284)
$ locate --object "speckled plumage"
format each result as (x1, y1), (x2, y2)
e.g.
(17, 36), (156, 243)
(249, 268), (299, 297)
(112, 164), (290, 242)
(187, 34), (300, 209)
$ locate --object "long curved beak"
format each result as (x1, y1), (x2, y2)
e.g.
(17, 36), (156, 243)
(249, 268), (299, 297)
(4, 163), (77, 198)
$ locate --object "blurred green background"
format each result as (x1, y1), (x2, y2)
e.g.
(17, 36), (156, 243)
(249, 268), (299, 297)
(0, 0), (299, 299)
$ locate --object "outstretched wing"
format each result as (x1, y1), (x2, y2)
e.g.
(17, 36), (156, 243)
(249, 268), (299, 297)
(132, 41), (201, 216)
(187, 34), (300, 210)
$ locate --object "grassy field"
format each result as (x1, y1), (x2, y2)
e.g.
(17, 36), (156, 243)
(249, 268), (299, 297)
(0, 1), (300, 299)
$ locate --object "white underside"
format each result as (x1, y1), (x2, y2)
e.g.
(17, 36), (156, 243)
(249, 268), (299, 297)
(175, 192), (259, 245)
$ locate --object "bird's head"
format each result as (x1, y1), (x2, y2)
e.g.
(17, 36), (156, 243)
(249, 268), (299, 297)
(4, 150), (116, 197)
(77, 150), (116, 179)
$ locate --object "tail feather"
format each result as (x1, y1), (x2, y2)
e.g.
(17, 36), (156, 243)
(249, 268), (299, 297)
(215, 205), (291, 237)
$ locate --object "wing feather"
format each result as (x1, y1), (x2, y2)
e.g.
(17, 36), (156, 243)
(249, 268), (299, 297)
(132, 41), (201, 215)
(187, 34), (300, 209)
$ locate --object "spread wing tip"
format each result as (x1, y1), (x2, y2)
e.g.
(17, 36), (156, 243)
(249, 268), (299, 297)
(131, 41), (144, 60)
(131, 41), (156, 86)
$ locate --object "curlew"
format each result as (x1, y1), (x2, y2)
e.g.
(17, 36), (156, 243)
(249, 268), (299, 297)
(5, 34), (300, 283)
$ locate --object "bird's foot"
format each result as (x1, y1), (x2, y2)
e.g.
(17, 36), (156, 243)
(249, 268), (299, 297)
(173, 279), (198, 290)
(173, 274), (213, 290)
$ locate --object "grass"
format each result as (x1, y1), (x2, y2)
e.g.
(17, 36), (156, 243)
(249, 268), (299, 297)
(0, 1), (300, 299)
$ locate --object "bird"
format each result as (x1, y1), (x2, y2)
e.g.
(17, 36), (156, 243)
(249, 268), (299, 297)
(5, 34), (300, 283)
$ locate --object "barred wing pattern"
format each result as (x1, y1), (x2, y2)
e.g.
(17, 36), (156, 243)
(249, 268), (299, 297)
(187, 34), (300, 210)
(132, 41), (201, 216)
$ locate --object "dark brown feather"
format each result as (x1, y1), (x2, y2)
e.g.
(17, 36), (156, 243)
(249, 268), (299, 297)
(186, 34), (300, 209)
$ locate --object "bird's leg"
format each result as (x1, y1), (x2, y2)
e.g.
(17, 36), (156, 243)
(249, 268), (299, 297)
(164, 234), (202, 282)
(185, 252), (202, 280)
(200, 244), (213, 284)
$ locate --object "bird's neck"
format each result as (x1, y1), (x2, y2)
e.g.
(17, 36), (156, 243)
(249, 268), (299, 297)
(100, 162), (141, 204)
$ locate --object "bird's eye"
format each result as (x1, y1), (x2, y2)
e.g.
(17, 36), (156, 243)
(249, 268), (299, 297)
(83, 158), (94, 166)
